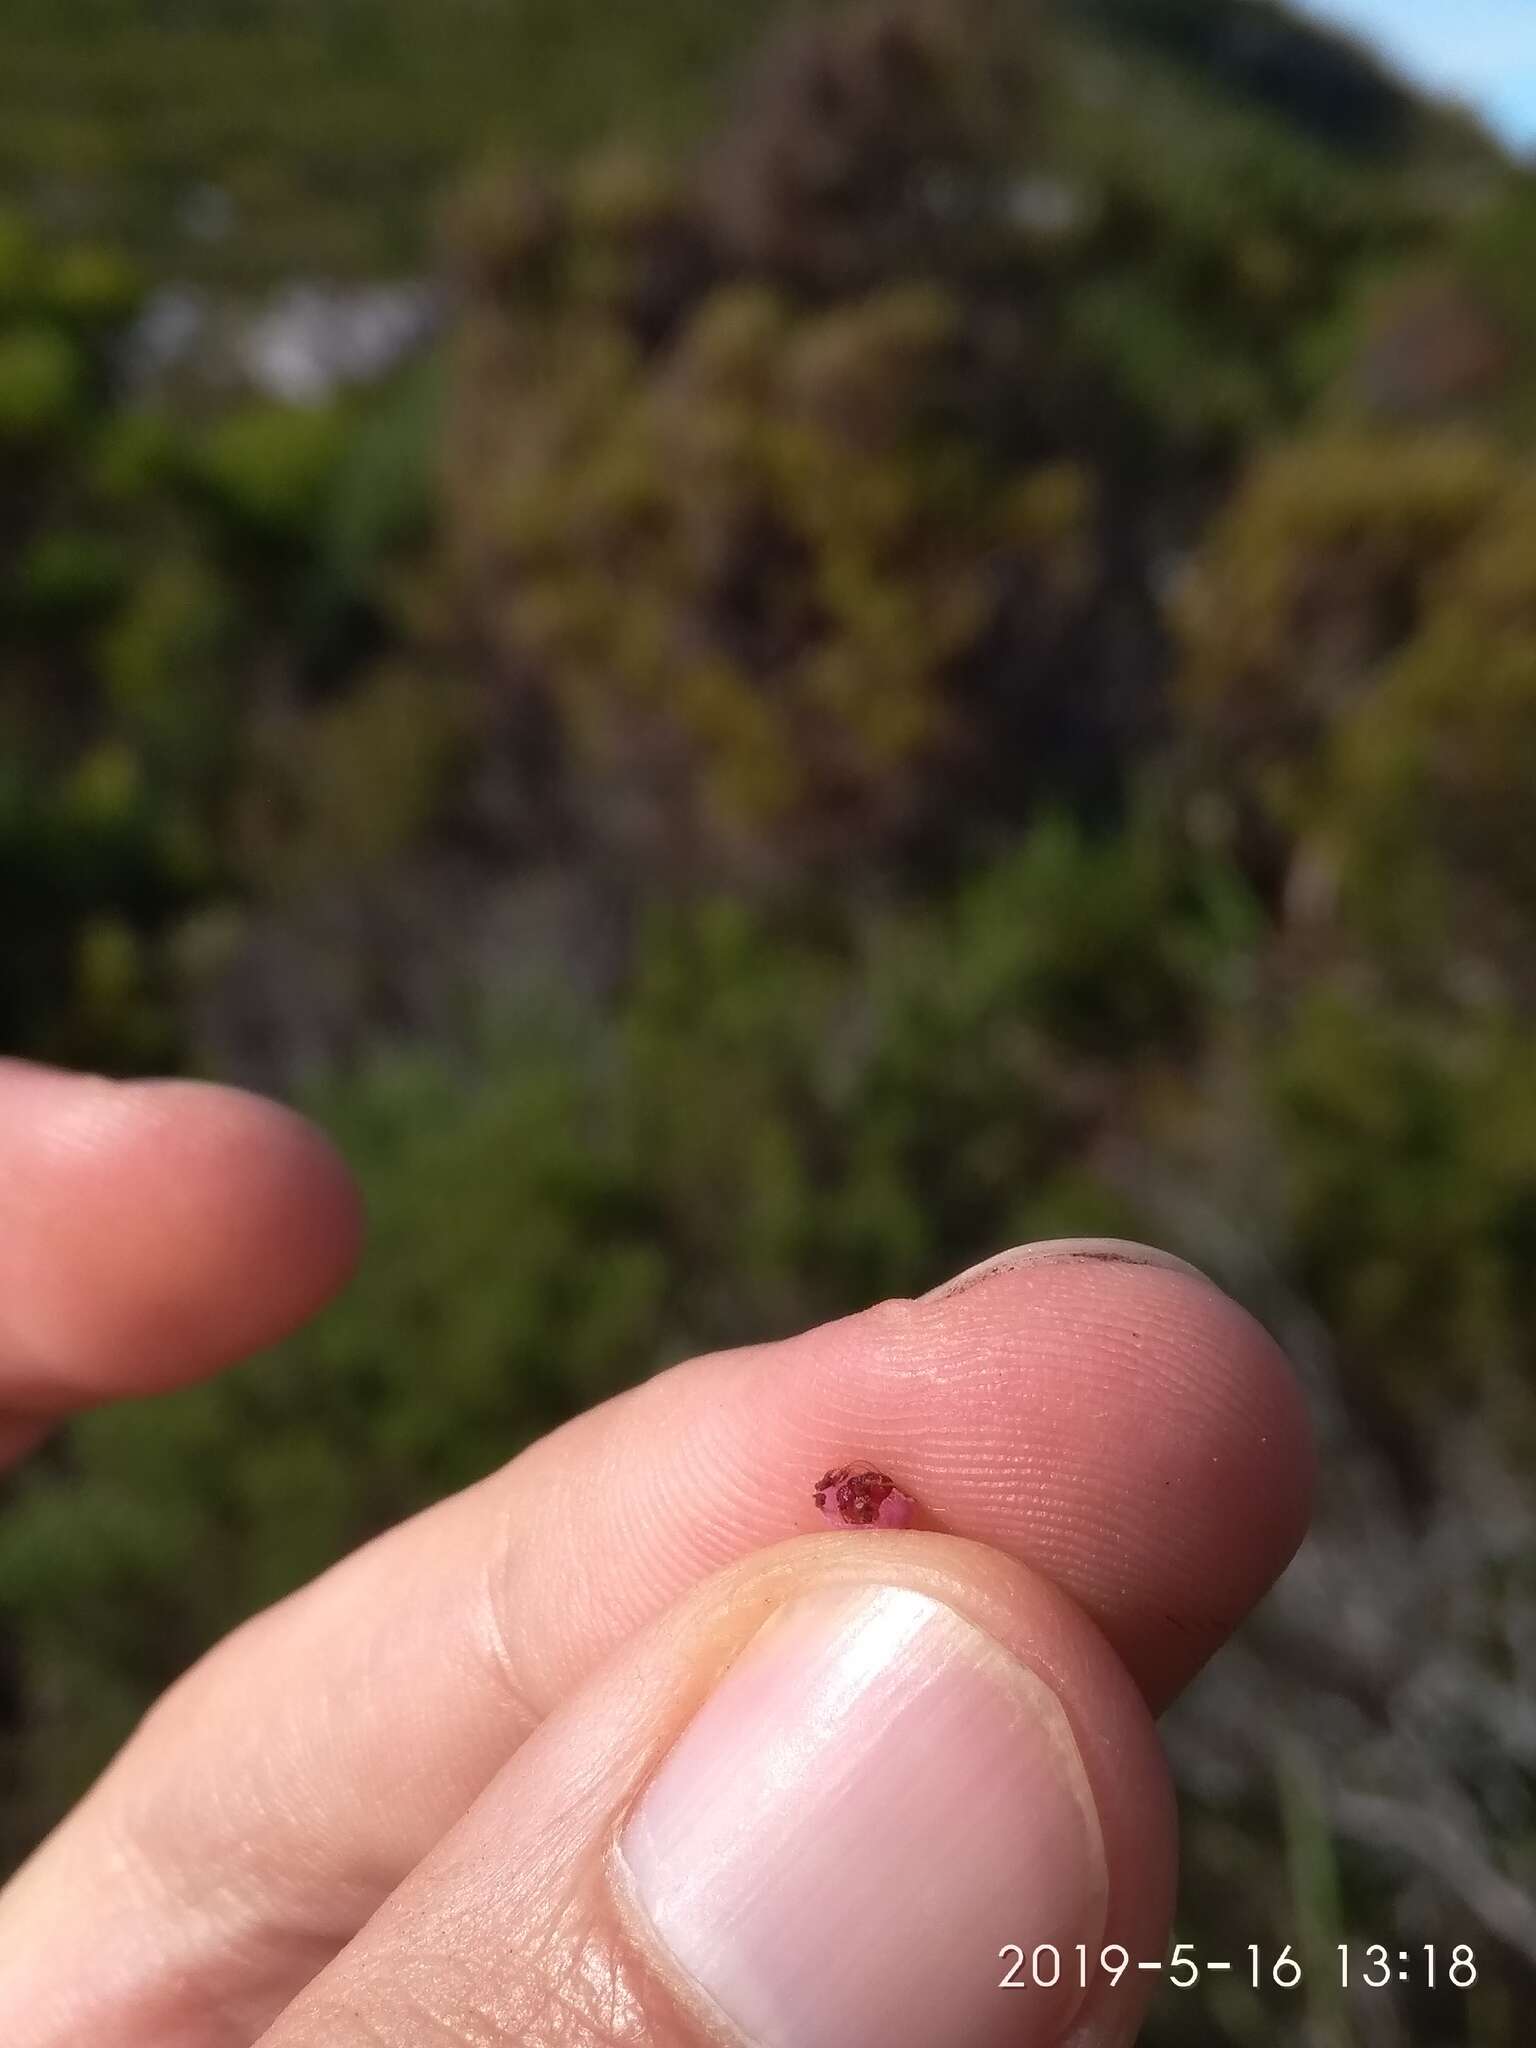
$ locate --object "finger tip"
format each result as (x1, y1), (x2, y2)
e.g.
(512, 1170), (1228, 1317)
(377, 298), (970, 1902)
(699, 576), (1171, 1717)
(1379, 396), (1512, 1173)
(1151, 1257), (1318, 1560)
(13, 1077), (364, 1402)
(1081, 1256), (1319, 1693)
(928, 1239), (1316, 1518)
(904, 1243), (1319, 1695)
(129, 1080), (367, 1363)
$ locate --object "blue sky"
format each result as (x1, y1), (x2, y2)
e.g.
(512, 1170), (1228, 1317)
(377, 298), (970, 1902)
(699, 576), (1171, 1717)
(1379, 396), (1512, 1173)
(1301, 0), (1536, 147)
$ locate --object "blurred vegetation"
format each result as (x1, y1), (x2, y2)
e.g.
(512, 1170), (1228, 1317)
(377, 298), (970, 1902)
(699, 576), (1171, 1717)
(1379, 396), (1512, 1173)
(0, 0), (831, 281)
(3, 1), (1536, 2040)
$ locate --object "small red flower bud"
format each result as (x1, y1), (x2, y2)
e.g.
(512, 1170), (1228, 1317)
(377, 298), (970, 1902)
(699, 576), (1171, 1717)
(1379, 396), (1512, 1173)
(812, 1465), (917, 1530)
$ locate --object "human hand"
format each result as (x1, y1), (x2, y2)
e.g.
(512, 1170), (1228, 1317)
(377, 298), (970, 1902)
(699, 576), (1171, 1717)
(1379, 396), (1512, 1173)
(0, 1061), (1313, 2048)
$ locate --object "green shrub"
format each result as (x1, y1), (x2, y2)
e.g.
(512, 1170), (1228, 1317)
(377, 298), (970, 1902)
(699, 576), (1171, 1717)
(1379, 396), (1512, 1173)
(1177, 432), (1536, 1000)
(189, 402), (352, 552)
(1267, 987), (1536, 1426)
(0, 324), (85, 442)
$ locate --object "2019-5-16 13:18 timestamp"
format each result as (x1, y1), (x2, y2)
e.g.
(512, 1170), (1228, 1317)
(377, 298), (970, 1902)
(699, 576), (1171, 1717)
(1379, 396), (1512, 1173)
(998, 1943), (1480, 1992)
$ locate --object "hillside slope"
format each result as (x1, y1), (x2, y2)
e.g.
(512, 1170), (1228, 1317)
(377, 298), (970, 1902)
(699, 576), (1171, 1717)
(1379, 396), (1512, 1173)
(0, 0), (1511, 281)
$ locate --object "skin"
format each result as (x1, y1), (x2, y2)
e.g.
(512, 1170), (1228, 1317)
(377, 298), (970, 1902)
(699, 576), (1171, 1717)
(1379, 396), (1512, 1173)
(0, 1060), (1315, 2048)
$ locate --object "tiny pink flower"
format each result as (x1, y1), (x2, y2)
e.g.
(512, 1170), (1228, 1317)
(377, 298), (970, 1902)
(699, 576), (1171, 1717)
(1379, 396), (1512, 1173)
(813, 1465), (917, 1530)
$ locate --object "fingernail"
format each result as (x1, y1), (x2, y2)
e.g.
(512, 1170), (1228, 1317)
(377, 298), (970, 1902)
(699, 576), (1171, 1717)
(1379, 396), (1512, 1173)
(924, 1236), (1209, 1302)
(618, 1585), (1108, 2048)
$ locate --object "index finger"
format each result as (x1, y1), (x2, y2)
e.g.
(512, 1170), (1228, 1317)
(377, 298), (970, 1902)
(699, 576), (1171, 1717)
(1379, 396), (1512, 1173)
(494, 1237), (1316, 1712)
(0, 1060), (363, 1454)
(0, 1241), (1312, 2048)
